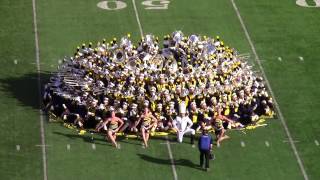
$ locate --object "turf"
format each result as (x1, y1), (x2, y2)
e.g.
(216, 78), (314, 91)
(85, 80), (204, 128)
(0, 0), (319, 179)
(0, 0), (42, 180)
(235, 0), (320, 179)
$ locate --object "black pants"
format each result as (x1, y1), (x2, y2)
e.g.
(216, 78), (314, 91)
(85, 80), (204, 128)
(199, 149), (210, 168)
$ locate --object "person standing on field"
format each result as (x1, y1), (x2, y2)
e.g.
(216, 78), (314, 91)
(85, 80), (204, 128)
(198, 129), (213, 171)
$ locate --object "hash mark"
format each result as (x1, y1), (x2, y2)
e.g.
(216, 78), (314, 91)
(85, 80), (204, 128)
(299, 56), (304, 61)
(265, 141), (270, 147)
(241, 141), (245, 147)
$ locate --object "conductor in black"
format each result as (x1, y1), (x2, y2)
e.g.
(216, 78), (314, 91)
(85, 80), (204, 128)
(198, 129), (213, 171)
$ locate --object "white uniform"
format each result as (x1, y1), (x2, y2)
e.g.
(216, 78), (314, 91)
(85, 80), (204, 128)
(173, 116), (195, 143)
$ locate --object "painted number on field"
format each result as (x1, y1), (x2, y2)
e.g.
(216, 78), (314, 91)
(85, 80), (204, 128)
(97, 1), (127, 10)
(296, 0), (320, 7)
(142, 0), (170, 10)
(97, 0), (170, 10)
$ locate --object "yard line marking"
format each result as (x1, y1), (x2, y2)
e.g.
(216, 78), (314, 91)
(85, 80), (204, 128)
(241, 141), (245, 147)
(315, 140), (319, 146)
(16, 145), (20, 151)
(166, 136), (178, 180)
(92, 143), (96, 150)
(265, 141), (270, 147)
(132, 0), (144, 37)
(32, 0), (47, 179)
(14, 59), (18, 65)
(231, 1), (309, 179)
(131, 1), (177, 179)
(277, 57), (282, 62)
(299, 56), (304, 62)
(67, 144), (71, 150)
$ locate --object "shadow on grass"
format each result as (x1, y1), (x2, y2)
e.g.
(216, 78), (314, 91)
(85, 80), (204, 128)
(117, 136), (143, 146)
(53, 131), (144, 146)
(53, 131), (110, 146)
(0, 72), (51, 109)
(137, 153), (201, 170)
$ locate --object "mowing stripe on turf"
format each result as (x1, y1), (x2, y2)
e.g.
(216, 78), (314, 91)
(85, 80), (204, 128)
(230, 1), (309, 179)
(130, 1), (177, 179)
(160, 142), (177, 145)
(283, 140), (300, 143)
(35, 144), (52, 147)
(132, 0), (144, 37)
(315, 140), (319, 146)
(32, 0), (48, 179)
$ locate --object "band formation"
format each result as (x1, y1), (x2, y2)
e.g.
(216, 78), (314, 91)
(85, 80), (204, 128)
(43, 31), (274, 148)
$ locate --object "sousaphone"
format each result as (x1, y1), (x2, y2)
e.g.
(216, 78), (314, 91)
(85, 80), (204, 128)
(126, 56), (141, 71)
(112, 48), (126, 64)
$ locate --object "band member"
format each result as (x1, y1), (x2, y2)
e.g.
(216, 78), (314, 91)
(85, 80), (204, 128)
(45, 33), (274, 143)
(136, 107), (158, 148)
(173, 103), (195, 146)
(96, 109), (124, 148)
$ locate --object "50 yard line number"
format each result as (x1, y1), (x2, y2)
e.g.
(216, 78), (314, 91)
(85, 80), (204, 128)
(97, 0), (170, 10)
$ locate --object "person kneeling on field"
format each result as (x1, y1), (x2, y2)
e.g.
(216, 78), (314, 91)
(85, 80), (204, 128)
(96, 109), (124, 149)
(213, 107), (234, 147)
(173, 104), (195, 146)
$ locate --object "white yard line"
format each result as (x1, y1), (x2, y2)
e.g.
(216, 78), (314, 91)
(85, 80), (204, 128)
(32, 0), (48, 180)
(231, 1), (309, 179)
(130, 1), (177, 179)
(166, 136), (178, 180)
(132, 0), (144, 37)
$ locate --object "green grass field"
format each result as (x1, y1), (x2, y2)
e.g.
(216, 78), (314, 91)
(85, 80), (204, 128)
(0, 0), (320, 179)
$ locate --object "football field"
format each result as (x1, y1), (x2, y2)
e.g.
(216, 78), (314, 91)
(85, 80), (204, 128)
(0, 0), (320, 179)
